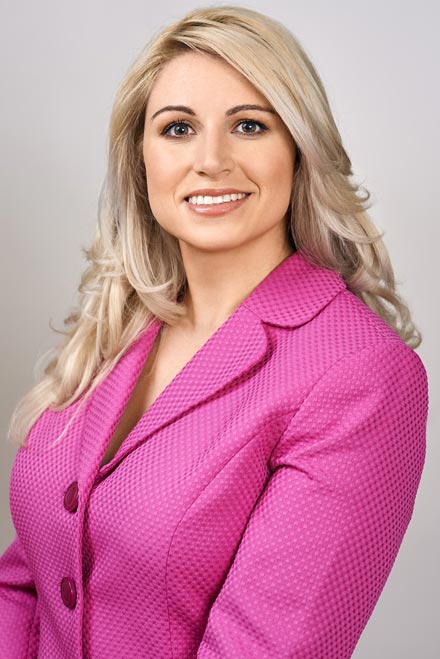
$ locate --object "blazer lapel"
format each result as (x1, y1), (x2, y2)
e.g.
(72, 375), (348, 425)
(79, 250), (347, 480)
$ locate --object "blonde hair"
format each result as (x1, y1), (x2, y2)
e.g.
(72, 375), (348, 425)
(8, 4), (422, 446)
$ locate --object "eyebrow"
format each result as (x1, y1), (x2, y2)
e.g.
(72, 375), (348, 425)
(150, 104), (277, 121)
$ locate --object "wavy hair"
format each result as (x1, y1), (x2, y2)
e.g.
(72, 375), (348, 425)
(8, 4), (422, 446)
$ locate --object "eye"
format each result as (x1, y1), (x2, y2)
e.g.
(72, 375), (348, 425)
(160, 117), (268, 139)
(161, 120), (194, 138)
(234, 119), (268, 136)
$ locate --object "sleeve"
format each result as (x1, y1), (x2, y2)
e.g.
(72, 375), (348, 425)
(196, 340), (429, 659)
(0, 533), (40, 658)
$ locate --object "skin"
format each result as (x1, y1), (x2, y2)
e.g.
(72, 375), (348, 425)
(142, 51), (297, 335)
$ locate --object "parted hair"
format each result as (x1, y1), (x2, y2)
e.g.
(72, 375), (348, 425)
(8, 4), (422, 446)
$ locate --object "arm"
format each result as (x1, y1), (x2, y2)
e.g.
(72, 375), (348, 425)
(196, 340), (429, 659)
(0, 533), (40, 658)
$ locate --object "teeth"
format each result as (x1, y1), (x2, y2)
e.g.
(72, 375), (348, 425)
(187, 192), (249, 205)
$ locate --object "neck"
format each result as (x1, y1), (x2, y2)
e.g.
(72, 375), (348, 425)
(177, 242), (294, 334)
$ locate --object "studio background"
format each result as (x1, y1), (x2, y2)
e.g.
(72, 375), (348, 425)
(1, 1), (438, 657)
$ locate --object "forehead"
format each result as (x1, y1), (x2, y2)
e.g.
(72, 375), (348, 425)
(146, 51), (269, 113)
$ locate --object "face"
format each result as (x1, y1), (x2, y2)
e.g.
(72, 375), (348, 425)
(142, 51), (296, 258)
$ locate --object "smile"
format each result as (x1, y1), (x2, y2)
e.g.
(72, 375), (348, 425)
(186, 192), (250, 205)
(184, 193), (252, 217)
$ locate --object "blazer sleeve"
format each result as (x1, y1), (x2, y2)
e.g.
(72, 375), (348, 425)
(0, 533), (40, 658)
(196, 340), (429, 659)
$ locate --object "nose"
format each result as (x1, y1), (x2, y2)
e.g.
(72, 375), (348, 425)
(192, 127), (234, 177)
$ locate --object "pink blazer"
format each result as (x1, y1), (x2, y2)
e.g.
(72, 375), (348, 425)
(0, 250), (429, 658)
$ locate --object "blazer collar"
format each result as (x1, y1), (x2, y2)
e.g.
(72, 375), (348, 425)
(242, 249), (346, 328)
(80, 250), (346, 482)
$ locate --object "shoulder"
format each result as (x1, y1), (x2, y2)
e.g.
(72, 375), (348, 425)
(273, 286), (428, 418)
(299, 285), (424, 365)
(326, 289), (427, 381)
(316, 286), (401, 344)
(271, 328), (429, 471)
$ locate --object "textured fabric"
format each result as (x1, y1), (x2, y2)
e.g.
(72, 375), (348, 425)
(0, 250), (429, 658)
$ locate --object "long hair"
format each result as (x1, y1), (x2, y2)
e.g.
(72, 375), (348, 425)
(7, 4), (422, 446)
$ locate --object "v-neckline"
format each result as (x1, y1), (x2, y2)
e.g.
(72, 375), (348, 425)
(96, 318), (221, 471)
(97, 322), (164, 470)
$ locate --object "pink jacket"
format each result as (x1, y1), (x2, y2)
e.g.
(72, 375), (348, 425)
(0, 250), (429, 658)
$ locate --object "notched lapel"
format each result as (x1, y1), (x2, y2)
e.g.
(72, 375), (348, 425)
(80, 250), (347, 480)
(85, 305), (269, 479)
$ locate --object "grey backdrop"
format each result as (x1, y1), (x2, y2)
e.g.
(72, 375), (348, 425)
(1, 1), (438, 656)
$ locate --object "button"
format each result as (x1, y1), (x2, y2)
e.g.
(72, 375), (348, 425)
(60, 576), (77, 609)
(63, 481), (79, 512)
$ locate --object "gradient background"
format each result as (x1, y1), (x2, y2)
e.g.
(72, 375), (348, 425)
(1, 1), (438, 656)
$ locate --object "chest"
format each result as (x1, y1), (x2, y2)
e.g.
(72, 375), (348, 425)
(8, 317), (317, 656)
(98, 327), (210, 468)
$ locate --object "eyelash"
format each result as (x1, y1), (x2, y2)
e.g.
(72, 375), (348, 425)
(160, 118), (268, 138)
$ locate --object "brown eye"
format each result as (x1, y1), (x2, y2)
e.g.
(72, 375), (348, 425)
(235, 119), (268, 135)
(160, 118), (268, 138)
(161, 121), (194, 137)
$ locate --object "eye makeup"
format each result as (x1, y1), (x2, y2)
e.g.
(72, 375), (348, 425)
(160, 118), (269, 138)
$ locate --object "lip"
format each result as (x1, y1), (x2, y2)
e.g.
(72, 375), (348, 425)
(184, 192), (252, 217)
(184, 188), (251, 200)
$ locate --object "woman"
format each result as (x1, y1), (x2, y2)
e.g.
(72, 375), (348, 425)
(0, 5), (429, 658)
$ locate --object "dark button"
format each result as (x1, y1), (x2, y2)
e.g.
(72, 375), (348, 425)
(63, 481), (79, 512)
(60, 576), (77, 609)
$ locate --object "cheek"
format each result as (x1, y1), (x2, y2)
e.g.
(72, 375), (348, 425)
(143, 143), (176, 197)
(255, 135), (294, 183)
(259, 155), (294, 196)
(277, 142), (295, 190)
(142, 149), (189, 232)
